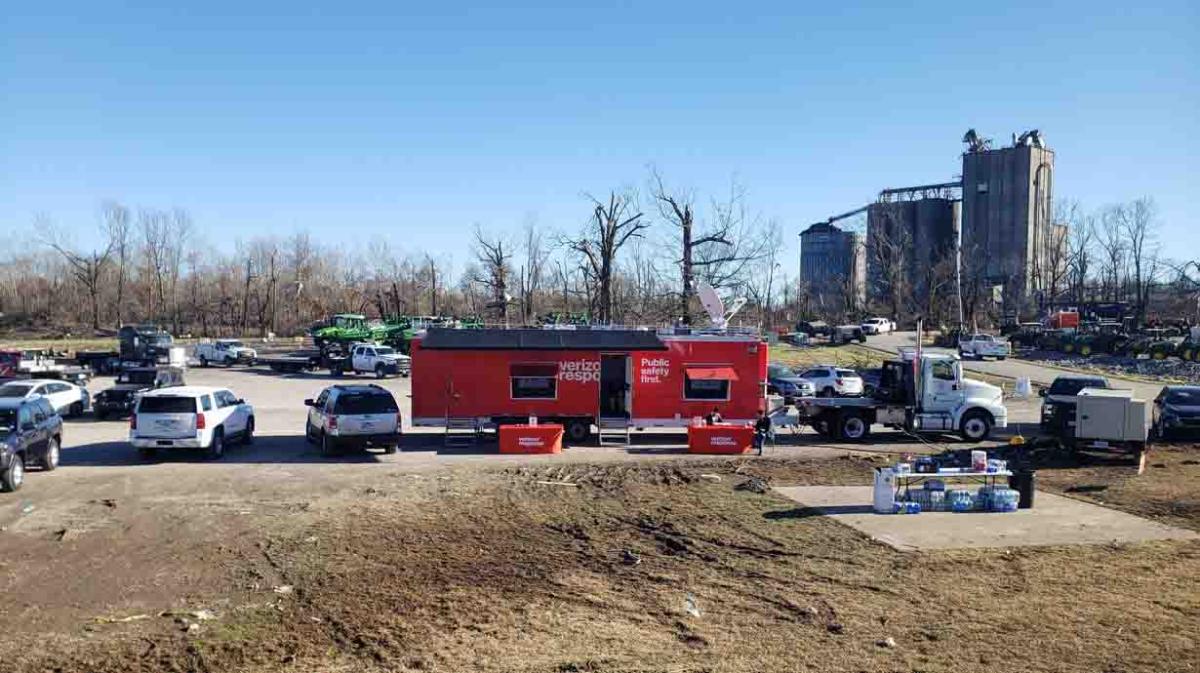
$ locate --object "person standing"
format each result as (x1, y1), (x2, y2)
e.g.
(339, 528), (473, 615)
(753, 410), (772, 455)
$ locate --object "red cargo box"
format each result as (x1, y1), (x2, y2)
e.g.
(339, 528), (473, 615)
(499, 424), (564, 454)
(688, 424), (754, 454)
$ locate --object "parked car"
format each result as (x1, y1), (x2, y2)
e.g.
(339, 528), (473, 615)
(130, 386), (254, 460)
(0, 397), (62, 492)
(304, 384), (401, 455)
(93, 366), (186, 419)
(796, 320), (831, 338)
(1153, 385), (1200, 439)
(0, 379), (89, 417)
(860, 317), (895, 335)
(194, 339), (258, 367)
(766, 364), (815, 402)
(349, 343), (411, 378)
(830, 325), (866, 345)
(798, 365), (864, 397)
(958, 334), (1010, 360)
(1039, 375), (1111, 436)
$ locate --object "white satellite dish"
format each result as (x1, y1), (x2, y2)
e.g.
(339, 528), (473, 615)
(697, 282), (726, 327)
(696, 282), (747, 329)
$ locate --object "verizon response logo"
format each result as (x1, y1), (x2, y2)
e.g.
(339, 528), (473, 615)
(559, 359), (600, 383)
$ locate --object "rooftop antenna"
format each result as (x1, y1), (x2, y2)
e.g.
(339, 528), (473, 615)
(697, 281), (747, 329)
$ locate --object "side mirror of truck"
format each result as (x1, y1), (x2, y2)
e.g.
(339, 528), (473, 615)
(303, 398), (313, 407)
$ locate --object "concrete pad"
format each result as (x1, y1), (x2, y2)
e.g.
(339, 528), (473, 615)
(772, 486), (1200, 551)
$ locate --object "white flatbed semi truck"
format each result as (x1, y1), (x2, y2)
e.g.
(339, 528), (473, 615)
(796, 349), (1008, 442)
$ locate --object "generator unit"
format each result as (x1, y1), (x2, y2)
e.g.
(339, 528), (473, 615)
(1072, 387), (1151, 451)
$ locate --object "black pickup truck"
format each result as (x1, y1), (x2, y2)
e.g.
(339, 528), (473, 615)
(1039, 375), (1111, 437)
(0, 397), (63, 492)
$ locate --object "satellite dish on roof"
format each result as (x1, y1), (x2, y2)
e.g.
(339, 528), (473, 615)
(697, 282), (725, 326)
(697, 281), (747, 329)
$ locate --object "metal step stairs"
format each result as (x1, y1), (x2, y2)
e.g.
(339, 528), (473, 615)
(598, 417), (631, 447)
(444, 417), (481, 447)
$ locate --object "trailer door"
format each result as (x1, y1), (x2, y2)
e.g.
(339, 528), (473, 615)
(600, 354), (630, 419)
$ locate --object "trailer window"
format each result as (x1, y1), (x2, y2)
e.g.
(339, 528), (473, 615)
(510, 363), (558, 399)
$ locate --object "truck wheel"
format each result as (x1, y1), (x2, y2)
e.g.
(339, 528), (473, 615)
(243, 418), (255, 445)
(838, 413), (870, 441)
(564, 419), (591, 444)
(1079, 345), (1092, 357)
(42, 436), (60, 471)
(375, 364), (387, 379)
(819, 387), (835, 398)
(304, 422), (316, 443)
(69, 402), (83, 417)
(382, 442), (398, 455)
(199, 356), (209, 368)
(959, 411), (992, 442)
(1, 454), (24, 492)
(205, 430), (225, 460)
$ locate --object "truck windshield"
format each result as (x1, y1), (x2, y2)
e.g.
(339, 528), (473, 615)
(374, 347), (396, 356)
(769, 365), (796, 378)
(222, 341), (244, 348)
(138, 396), (196, 414)
(0, 409), (15, 433)
(334, 393), (398, 414)
(1048, 378), (1107, 395)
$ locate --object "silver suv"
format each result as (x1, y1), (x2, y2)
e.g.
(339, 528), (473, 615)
(304, 384), (401, 456)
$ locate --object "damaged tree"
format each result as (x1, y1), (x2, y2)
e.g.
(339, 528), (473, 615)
(566, 191), (648, 323)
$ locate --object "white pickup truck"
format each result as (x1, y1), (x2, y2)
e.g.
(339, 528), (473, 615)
(349, 344), (411, 379)
(958, 334), (1010, 360)
(194, 339), (258, 367)
(860, 317), (896, 335)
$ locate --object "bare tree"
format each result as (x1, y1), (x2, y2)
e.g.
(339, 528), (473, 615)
(103, 201), (133, 326)
(517, 219), (549, 324)
(1119, 197), (1159, 324)
(471, 225), (513, 323)
(39, 215), (116, 330)
(1067, 212), (1095, 303)
(1097, 206), (1127, 302)
(866, 205), (911, 321)
(565, 191), (648, 323)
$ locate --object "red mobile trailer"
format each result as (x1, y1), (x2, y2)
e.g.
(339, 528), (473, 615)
(410, 328), (767, 444)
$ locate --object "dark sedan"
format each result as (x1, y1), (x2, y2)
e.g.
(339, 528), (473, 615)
(1153, 385), (1200, 439)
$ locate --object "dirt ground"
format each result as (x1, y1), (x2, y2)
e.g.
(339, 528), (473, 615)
(1, 366), (1197, 672)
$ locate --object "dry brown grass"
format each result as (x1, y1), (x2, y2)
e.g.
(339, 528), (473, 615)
(13, 456), (1199, 673)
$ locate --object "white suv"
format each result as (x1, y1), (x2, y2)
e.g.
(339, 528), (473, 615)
(304, 384), (401, 456)
(130, 386), (254, 460)
(798, 365), (865, 397)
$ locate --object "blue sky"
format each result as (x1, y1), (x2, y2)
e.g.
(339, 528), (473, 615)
(2, 1), (1196, 277)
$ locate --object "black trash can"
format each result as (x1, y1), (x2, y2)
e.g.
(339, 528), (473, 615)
(1009, 470), (1036, 509)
